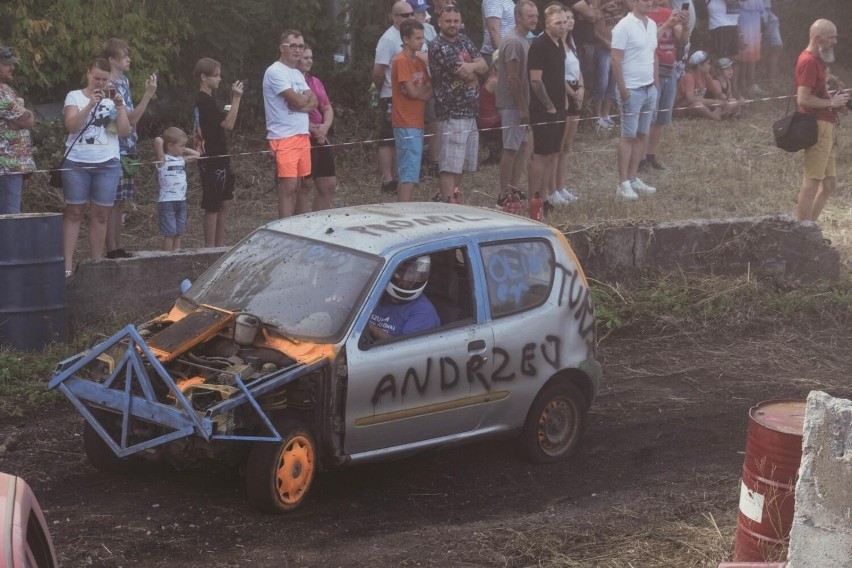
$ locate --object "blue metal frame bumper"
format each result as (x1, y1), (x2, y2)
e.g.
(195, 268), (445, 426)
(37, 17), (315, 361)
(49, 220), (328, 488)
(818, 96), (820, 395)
(49, 325), (327, 457)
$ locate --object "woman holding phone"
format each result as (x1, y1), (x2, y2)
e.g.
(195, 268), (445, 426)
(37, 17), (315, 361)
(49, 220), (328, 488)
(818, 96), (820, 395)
(61, 57), (131, 276)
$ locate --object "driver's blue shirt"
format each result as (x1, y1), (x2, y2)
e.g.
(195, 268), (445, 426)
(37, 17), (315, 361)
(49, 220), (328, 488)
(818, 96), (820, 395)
(369, 294), (441, 337)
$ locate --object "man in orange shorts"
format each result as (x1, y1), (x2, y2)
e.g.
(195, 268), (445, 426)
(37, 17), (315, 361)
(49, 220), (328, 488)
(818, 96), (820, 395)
(263, 29), (318, 218)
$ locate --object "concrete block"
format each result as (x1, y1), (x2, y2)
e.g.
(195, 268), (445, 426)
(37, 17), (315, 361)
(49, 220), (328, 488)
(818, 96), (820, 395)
(565, 225), (637, 276)
(787, 391), (852, 568)
(67, 247), (228, 323)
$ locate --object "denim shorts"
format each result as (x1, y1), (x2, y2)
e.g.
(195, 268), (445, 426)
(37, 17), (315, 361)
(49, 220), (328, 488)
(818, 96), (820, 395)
(158, 200), (187, 237)
(394, 127), (424, 184)
(61, 158), (122, 207)
(652, 74), (677, 126)
(617, 85), (658, 138)
(0, 172), (24, 214)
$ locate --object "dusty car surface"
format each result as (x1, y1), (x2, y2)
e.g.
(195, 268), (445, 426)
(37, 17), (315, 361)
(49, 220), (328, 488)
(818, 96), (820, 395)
(51, 203), (602, 513)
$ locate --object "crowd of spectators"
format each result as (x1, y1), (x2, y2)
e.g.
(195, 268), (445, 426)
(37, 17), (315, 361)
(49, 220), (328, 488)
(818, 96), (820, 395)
(3, 0), (848, 273)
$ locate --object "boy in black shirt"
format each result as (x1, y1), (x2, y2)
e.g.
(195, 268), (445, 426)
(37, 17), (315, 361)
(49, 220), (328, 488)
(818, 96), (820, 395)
(192, 57), (243, 247)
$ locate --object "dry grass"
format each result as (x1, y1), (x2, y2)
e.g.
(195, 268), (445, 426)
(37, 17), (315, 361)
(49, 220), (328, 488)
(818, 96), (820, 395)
(21, 92), (852, 271)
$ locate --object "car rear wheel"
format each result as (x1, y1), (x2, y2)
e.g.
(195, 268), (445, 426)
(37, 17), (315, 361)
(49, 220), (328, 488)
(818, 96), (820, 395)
(246, 421), (316, 513)
(521, 382), (587, 464)
(82, 409), (141, 474)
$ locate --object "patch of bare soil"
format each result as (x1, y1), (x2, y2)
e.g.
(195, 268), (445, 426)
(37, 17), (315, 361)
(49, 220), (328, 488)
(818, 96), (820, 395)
(2, 312), (850, 567)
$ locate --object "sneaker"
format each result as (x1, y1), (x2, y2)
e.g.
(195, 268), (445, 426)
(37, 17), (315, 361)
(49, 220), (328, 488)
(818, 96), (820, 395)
(596, 117), (614, 132)
(616, 181), (639, 200)
(381, 180), (398, 193)
(631, 177), (657, 194)
(748, 84), (767, 98)
(637, 159), (649, 174)
(557, 188), (578, 202)
(548, 191), (569, 206)
(647, 156), (667, 171)
(106, 248), (133, 259)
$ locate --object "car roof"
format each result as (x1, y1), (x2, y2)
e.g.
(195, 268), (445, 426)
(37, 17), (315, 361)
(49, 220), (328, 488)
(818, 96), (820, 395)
(262, 203), (552, 256)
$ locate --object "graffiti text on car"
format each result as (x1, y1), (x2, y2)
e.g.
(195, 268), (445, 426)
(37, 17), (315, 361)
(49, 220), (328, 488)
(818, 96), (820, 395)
(346, 214), (492, 237)
(370, 336), (562, 404)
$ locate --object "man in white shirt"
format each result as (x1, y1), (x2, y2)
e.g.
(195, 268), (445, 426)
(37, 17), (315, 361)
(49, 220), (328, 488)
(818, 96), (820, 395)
(611, 0), (658, 200)
(707, 0), (740, 60)
(263, 29), (318, 218)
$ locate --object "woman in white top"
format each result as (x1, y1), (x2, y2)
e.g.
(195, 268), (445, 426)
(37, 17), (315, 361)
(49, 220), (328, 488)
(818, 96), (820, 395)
(552, 6), (585, 204)
(61, 58), (131, 275)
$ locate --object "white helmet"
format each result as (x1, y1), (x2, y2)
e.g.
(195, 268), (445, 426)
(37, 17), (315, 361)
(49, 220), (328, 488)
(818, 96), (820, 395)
(386, 255), (431, 301)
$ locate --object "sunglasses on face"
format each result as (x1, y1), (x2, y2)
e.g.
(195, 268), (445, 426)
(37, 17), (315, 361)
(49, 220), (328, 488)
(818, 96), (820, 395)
(394, 11), (414, 18)
(440, 5), (460, 14)
(284, 43), (306, 50)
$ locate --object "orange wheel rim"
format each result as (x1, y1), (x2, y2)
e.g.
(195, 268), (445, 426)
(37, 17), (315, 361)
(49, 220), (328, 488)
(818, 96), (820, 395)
(274, 435), (315, 505)
(536, 397), (576, 456)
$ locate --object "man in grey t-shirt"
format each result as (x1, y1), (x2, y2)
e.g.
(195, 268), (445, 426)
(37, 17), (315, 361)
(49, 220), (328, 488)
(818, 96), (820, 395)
(495, 0), (538, 196)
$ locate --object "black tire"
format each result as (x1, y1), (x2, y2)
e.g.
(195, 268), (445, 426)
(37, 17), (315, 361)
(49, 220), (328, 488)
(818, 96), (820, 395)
(246, 420), (317, 513)
(82, 410), (141, 474)
(521, 381), (587, 464)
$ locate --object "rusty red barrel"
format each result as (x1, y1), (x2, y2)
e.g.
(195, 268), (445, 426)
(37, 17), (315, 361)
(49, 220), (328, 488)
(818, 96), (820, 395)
(734, 400), (805, 562)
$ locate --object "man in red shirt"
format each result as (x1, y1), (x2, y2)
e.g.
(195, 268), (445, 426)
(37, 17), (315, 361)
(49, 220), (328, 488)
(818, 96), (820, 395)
(795, 19), (848, 222)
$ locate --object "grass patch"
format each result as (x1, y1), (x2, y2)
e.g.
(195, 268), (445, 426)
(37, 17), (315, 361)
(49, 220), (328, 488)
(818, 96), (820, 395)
(0, 314), (130, 417)
(591, 273), (852, 337)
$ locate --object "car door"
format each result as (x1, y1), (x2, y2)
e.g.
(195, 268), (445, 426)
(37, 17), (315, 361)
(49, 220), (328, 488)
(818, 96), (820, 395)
(342, 242), (495, 456)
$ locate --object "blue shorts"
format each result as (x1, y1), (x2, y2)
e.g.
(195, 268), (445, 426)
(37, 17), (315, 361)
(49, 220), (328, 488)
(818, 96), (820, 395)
(158, 200), (187, 237)
(394, 127), (424, 184)
(0, 172), (24, 214)
(617, 85), (658, 138)
(652, 74), (677, 126)
(61, 158), (122, 207)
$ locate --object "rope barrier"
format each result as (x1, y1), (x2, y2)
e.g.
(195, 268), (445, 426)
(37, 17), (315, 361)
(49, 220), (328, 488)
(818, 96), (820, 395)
(3, 91), (827, 178)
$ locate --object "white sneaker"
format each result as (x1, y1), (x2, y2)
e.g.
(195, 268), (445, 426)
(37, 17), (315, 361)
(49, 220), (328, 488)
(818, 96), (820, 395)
(558, 188), (578, 202)
(631, 177), (657, 194)
(596, 117), (614, 132)
(616, 181), (639, 200)
(548, 191), (569, 206)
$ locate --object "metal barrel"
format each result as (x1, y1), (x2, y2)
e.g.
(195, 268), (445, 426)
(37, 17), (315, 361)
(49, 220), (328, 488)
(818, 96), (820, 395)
(0, 213), (68, 351)
(734, 400), (805, 562)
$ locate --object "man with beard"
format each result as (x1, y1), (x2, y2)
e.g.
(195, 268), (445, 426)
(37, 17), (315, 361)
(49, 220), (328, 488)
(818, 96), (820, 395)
(794, 19), (849, 222)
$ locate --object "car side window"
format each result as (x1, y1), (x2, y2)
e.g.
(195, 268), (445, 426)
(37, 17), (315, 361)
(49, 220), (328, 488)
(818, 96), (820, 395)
(361, 247), (476, 348)
(481, 240), (555, 318)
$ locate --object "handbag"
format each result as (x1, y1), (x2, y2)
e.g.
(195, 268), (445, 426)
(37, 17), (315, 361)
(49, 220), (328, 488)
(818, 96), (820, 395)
(772, 95), (818, 153)
(120, 154), (142, 177)
(48, 101), (103, 188)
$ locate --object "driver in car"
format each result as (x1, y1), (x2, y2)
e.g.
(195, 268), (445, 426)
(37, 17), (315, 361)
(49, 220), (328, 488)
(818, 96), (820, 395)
(368, 255), (441, 340)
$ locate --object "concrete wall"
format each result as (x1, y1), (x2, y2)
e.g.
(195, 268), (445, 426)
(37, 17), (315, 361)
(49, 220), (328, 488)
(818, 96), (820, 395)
(787, 391), (852, 568)
(66, 215), (839, 323)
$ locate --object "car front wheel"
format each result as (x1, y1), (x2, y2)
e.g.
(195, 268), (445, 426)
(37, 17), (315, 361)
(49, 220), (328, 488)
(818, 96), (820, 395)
(246, 420), (317, 513)
(521, 382), (587, 464)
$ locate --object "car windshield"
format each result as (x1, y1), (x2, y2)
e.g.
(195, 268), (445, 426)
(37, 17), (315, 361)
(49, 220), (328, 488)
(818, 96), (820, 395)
(184, 229), (381, 341)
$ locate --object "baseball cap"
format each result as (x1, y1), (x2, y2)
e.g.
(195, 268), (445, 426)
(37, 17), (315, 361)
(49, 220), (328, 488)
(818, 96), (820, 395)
(688, 50), (708, 66)
(0, 44), (20, 65)
(717, 57), (734, 69)
(406, 0), (429, 12)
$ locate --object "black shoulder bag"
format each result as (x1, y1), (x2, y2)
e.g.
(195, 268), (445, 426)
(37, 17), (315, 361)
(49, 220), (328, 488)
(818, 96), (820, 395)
(772, 94), (818, 153)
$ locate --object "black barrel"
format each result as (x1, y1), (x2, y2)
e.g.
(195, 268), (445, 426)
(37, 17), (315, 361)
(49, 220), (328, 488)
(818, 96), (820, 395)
(0, 213), (68, 350)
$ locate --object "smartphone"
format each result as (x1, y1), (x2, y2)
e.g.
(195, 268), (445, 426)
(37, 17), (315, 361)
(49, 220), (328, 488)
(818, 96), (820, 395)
(682, 2), (689, 10)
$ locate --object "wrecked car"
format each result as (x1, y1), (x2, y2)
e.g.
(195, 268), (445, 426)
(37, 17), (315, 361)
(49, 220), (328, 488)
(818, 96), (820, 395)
(51, 202), (602, 513)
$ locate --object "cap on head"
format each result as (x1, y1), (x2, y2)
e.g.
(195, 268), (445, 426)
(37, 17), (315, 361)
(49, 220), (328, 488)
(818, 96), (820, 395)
(688, 50), (708, 66)
(406, 0), (429, 12)
(386, 255), (431, 301)
(0, 43), (20, 66)
(716, 57), (733, 70)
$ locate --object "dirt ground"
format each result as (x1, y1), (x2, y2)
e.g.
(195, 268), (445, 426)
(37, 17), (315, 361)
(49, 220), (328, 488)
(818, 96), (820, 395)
(2, 311), (851, 567)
